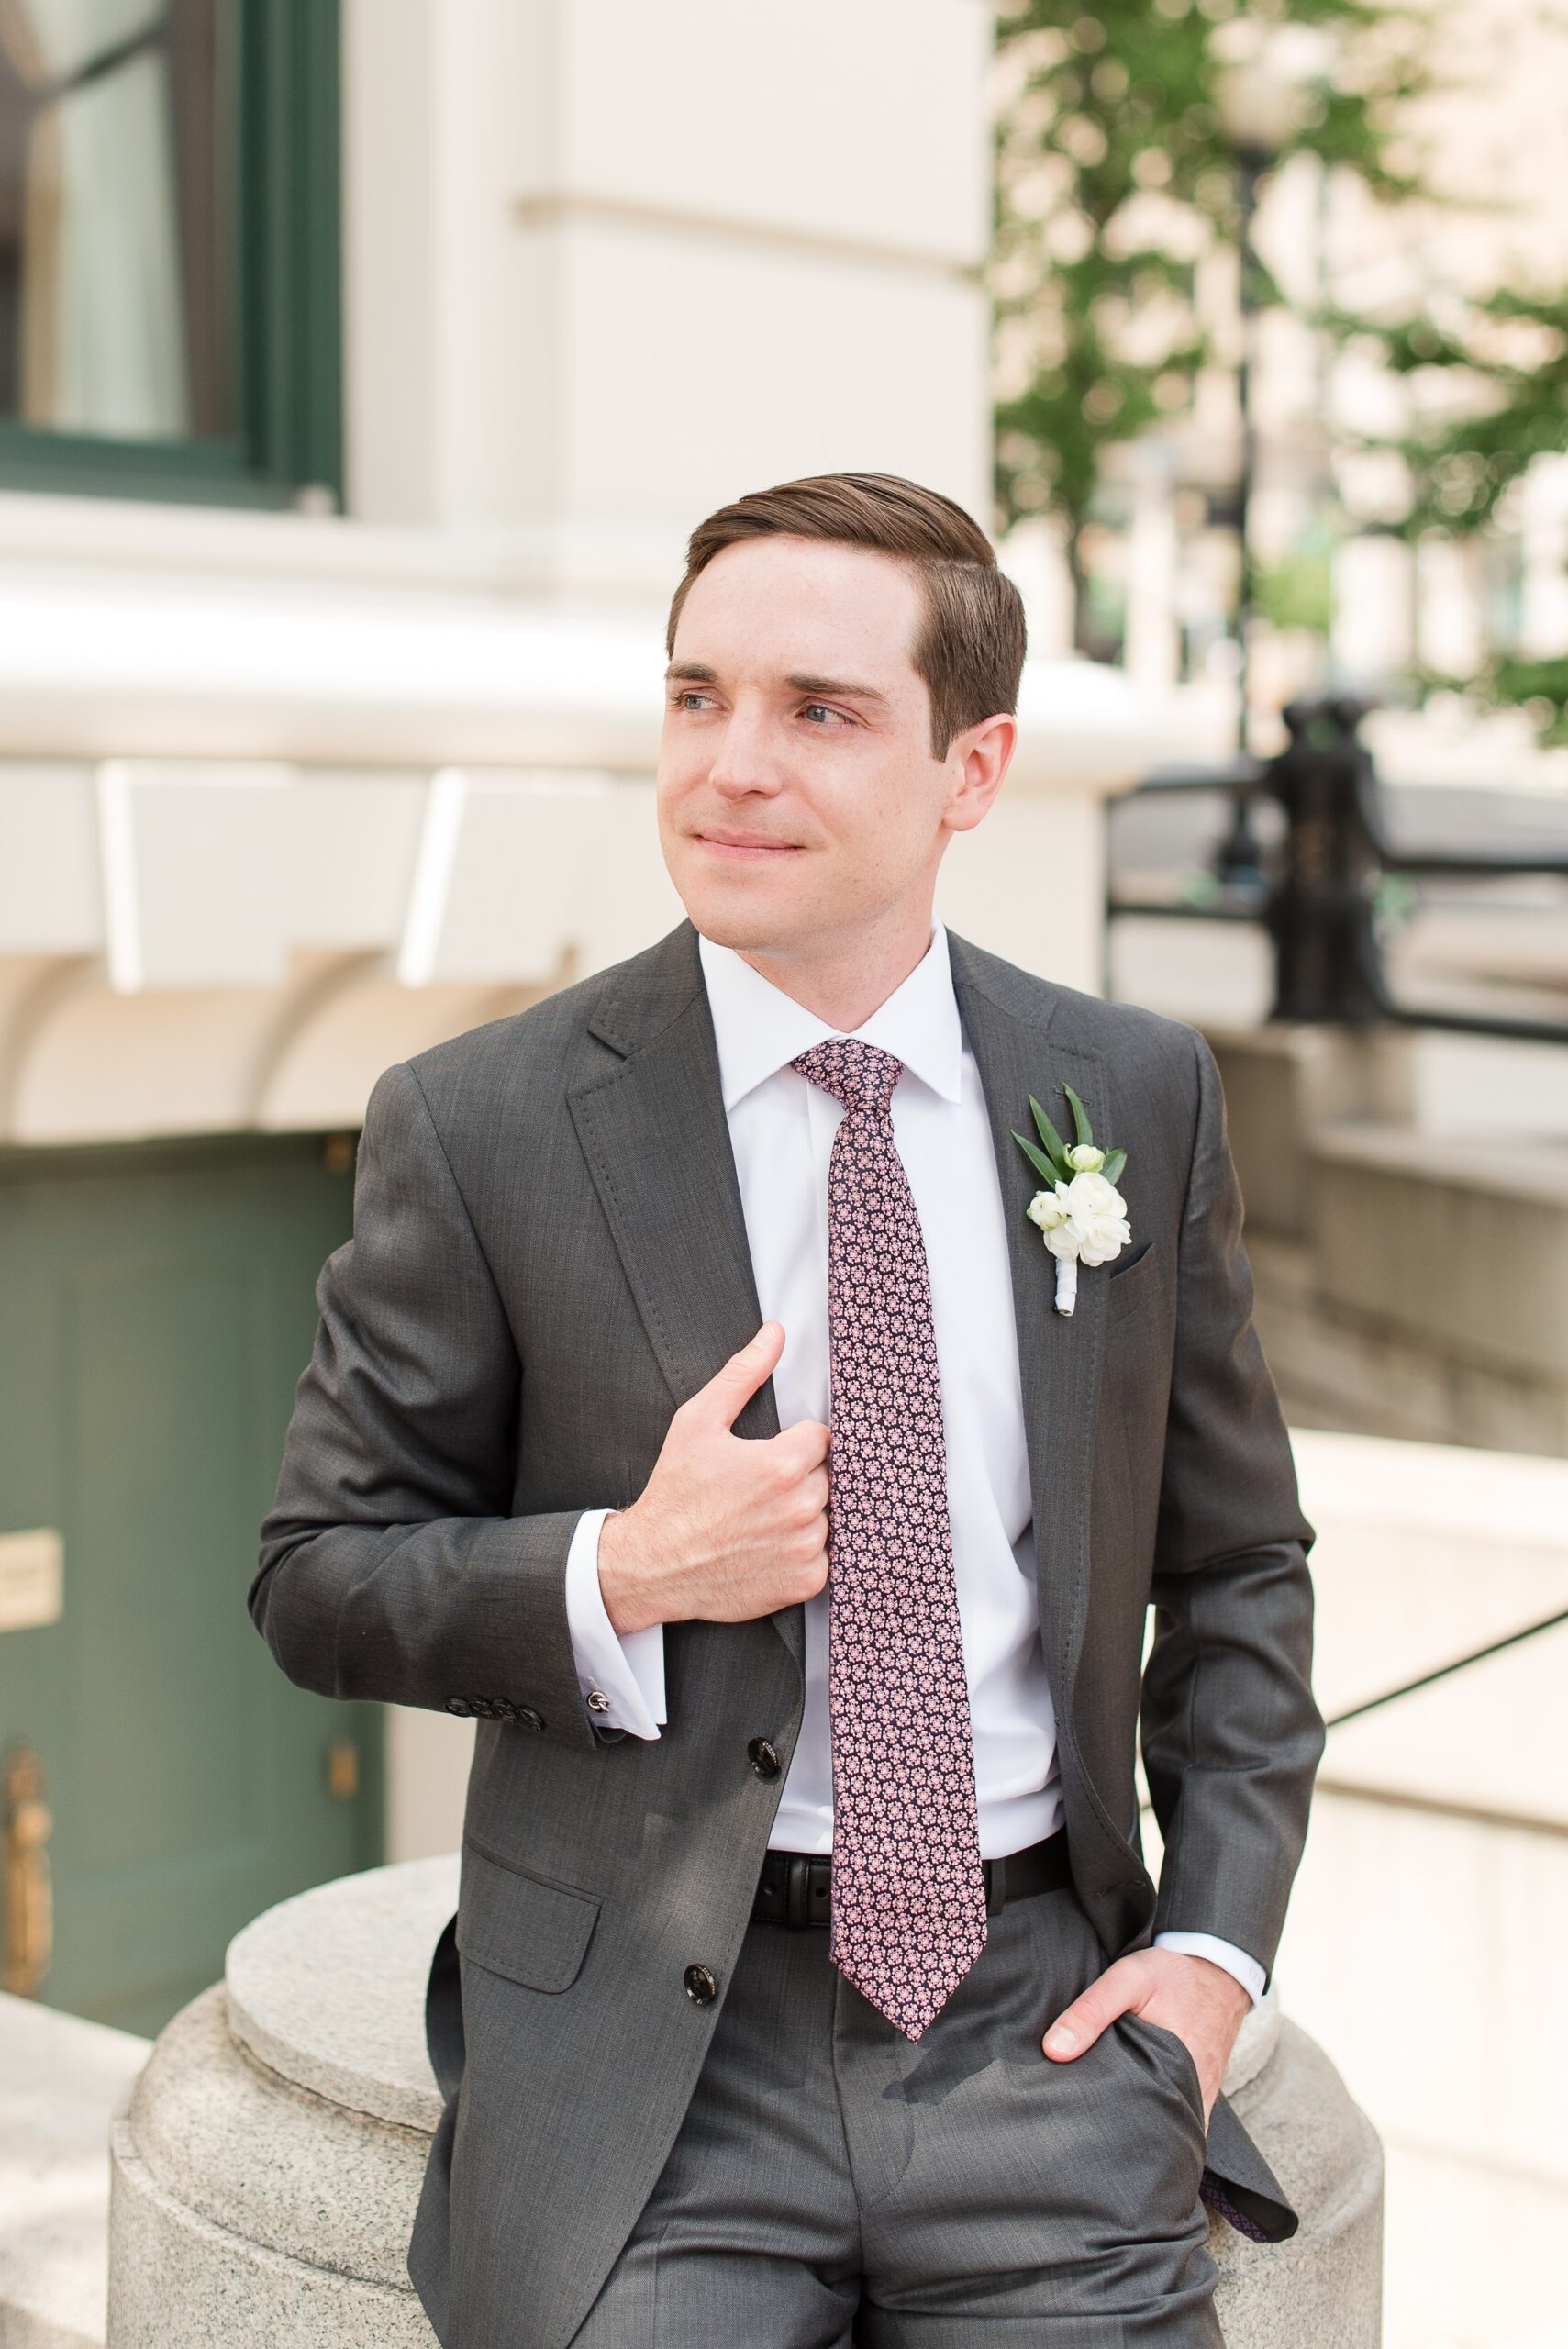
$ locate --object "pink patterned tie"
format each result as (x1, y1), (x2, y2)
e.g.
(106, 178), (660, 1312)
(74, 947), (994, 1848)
(790, 1036), (989, 2039)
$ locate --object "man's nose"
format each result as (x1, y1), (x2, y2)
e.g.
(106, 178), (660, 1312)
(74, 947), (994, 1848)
(706, 711), (787, 796)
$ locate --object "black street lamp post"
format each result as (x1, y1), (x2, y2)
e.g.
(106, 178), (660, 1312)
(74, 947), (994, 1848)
(1233, 139), (1269, 760)
(1211, 39), (1321, 882)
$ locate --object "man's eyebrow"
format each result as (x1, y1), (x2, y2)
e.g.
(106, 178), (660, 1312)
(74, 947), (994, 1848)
(784, 672), (891, 708)
(662, 660), (892, 709)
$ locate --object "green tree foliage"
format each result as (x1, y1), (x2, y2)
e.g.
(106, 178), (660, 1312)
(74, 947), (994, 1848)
(1364, 290), (1568, 535)
(1486, 657), (1568, 745)
(991, 0), (1426, 654)
(1340, 288), (1568, 730)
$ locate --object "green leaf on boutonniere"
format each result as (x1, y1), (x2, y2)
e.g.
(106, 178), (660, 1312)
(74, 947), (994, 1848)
(1102, 1147), (1127, 1185)
(1027, 1094), (1073, 1176)
(1012, 1130), (1062, 1187)
(1062, 1083), (1095, 1149)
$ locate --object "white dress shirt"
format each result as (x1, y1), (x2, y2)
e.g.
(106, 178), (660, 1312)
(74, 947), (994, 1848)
(561, 919), (1264, 2006)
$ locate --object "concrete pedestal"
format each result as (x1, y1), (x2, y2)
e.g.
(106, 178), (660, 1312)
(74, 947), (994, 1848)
(106, 1859), (1383, 2347)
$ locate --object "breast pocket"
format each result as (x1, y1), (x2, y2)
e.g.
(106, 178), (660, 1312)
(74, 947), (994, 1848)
(1106, 1240), (1162, 1329)
(457, 1840), (602, 1993)
(1100, 1241), (1171, 1513)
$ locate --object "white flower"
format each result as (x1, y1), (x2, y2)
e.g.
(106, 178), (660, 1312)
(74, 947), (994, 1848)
(1014, 1087), (1133, 1316)
(1041, 1170), (1130, 1266)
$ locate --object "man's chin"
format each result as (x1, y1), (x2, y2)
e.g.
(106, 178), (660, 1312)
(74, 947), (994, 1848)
(674, 876), (812, 958)
(688, 909), (793, 955)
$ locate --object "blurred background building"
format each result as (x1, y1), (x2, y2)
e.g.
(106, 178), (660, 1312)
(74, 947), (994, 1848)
(0, 5), (1564, 2347)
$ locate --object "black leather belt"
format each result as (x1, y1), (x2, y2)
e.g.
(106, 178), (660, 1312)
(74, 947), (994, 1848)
(751, 1829), (1072, 1929)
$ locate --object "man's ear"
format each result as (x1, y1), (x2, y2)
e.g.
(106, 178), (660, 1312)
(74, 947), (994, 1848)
(941, 712), (1017, 836)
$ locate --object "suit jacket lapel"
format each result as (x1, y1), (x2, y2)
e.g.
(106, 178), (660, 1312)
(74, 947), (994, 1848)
(947, 930), (1109, 1731)
(567, 920), (803, 1677)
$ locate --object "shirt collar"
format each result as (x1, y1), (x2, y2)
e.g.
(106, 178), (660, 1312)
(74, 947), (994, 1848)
(695, 918), (965, 1111)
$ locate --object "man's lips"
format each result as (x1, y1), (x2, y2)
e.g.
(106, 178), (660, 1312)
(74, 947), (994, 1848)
(693, 830), (806, 857)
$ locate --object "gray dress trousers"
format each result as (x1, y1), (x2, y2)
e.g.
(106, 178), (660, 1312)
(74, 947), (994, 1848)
(567, 1876), (1221, 2347)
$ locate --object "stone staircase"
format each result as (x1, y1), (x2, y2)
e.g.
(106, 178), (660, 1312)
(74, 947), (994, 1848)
(1206, 1026), (1568, 1457)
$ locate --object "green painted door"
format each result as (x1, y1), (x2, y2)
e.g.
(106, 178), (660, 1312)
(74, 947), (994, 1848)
(0, 1131), (381, 2037)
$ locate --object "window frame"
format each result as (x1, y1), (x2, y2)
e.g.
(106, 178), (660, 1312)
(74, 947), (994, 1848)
(0, 0), (342, 510)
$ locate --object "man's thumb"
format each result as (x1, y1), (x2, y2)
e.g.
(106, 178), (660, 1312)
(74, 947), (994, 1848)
(696, 1321), (784, 1429)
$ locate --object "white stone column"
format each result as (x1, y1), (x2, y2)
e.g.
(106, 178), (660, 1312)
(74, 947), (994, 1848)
(343, 0), (995, 595)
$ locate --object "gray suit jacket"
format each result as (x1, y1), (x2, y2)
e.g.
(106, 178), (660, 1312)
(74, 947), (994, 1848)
(253, 917), (1324, 2349)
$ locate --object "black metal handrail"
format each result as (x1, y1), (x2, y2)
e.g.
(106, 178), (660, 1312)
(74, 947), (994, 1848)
(1108, 696), (1568, 1046)
(1322, 1605), (1568, 1730)
(1115, 703), (1568, 1742)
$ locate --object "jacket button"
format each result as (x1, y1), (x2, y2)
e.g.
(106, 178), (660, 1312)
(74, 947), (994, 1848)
(748, 1738), (781, 1779)
(684, 1964), (717, 2005)
(517, 1707), (544, 1731)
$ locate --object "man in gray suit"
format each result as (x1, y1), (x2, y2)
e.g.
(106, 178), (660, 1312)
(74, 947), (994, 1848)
(254, 472), (1323, 2347)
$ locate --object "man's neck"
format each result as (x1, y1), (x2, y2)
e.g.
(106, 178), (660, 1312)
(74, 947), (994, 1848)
(728, 907), (938, 1033)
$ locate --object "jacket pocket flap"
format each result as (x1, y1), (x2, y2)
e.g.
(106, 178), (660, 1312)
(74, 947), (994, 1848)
(458, 1842), (601, 1993)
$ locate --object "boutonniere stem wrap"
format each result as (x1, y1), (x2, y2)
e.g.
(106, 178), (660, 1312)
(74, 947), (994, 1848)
(1011, 1085), (1131, 1318)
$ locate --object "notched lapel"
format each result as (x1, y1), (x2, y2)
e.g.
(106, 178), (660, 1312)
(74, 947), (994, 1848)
(567, 923), (803, 1677)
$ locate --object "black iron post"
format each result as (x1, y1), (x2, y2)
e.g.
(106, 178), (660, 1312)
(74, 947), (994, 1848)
(1265, 696), (1385, 1023)
(1213, 144), (1270, 887)
(1234, 145), (1265, 752)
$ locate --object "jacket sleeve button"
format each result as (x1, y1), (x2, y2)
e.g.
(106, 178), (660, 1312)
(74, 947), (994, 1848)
(517, 1707), (544, 1731)
(445, 1697), (475, 1718)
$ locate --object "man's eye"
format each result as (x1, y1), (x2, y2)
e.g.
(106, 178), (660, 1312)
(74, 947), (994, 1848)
(674, 691), (714, 711)
(802, 702), (847, 726)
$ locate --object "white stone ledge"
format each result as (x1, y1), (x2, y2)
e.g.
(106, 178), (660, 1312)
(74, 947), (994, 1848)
(0, 651), (1148, 1139)
(0, 582), (1160, 792)
(0, 1991), (149, 2349)
(1284, 1786), (1568, 2197)
(1296, 1426), (1568, 1833)
(1311, 1124), (1568, 1381)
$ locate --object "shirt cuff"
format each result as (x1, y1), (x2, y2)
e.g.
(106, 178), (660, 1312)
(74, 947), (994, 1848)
(1152, 1932), (1266, 2009)
(562, 1508), (667, 1740)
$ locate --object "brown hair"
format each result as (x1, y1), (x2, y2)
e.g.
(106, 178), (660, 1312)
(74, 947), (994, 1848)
(665, 471), (1028, 760)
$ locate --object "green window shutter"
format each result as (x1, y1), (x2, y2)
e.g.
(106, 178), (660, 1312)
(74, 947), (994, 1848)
(238, 0), (343, 506)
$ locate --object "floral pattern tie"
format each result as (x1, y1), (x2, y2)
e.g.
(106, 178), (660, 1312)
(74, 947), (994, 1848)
(790, 1036), (989, 2039)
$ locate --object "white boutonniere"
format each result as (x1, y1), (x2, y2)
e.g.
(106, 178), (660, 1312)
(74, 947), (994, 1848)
(1011, 1085), (1131, 1318)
